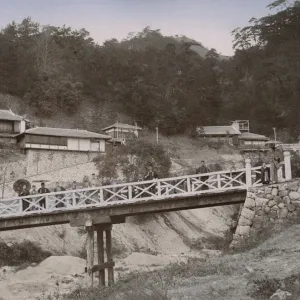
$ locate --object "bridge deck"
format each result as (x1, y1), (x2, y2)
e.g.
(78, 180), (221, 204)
(0, 166), (262, 231)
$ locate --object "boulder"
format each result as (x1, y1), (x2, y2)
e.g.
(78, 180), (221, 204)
(238, 216), (252, 226)
(288, 181), (299, 191)
(278, 185), (287, 191)
(274, 196), (282, 204)
(277, 207), (289, 219)
(256, 197), (268, 207)
(289, 191), (300, 201)
(272, 188), (278, 196)
(237, 225), (250, 236)
(256, 210), (265, 216)
(283, 196), (291, 205)
(264, 206), (271, 214)
(279, 191), (288, 197)
(268, 210), (278, 219)
(270, 218), (275, 223)
(268, 200), (276, 208)
(287, 204), (296, 212)
(278, 203), (285, 209)
(244, 197), (255, 209)
(266, 187), (273, 194)
(271, 205), (279, 211)
(266, 194), (274, 200)
(241, 208), (255, 220)
(287, 211), (297, 220)
(291, 201), (300, 208)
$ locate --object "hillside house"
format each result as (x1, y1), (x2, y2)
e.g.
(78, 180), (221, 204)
(102, 123), (142, 141)
(0, 110), (27, 144)
(238, 132), (270, 146)
(196, 125), (241, 145)
(18, 127), (111, 153)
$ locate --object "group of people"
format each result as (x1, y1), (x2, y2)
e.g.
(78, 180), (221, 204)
(19, 174), (99, 211)
(261, 158), (283, 185)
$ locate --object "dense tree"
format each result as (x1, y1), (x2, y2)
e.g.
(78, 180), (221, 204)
(1, 1), (300, 139)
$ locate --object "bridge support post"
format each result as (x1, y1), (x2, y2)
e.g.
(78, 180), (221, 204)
(97, 229), (105, 286)
(245, 158), (252, 187)
(284, 151), (292, 180)
(105, 225), (114, 286)
(85, 221), (94, 287)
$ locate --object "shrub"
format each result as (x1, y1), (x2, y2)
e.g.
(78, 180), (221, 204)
(94, 139), (171, 182)
(0, 240), (51, 267)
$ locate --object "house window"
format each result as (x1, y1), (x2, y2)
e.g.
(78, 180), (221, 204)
(25, 135), (67, 146)
(0, 120), (13, 133)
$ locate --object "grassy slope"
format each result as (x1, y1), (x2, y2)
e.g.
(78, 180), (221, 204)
(62, 222), (300, 300)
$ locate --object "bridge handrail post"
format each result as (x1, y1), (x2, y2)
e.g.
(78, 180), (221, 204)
(45, 195), (49, 210)
(284, 151), (292, 181)
(157, 181), (161, 197)
(19, 198), (22, 213)
(99, 188), (104, 202)
(217, 174), (221, 189)
(128, 186), (132, 200)
(72, 192), (76, 207)
(186, 177), (191, 193)
(245, 158), (252, 187)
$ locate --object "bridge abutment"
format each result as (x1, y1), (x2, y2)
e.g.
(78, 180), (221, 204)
(232, 179), (300, 247)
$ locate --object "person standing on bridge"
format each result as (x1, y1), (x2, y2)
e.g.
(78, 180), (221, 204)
(196, 161), (210, 190)
(69, 181), (80, 206)
(144, 165), (159, 196)
(30, 185), (38, 210)
(261, 163), (270, 185)
(38, 182), (50, 209)
(54, 182), (66, 208)
(20, 184), (30, 212)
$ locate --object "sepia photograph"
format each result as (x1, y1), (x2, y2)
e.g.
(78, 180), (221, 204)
(0, 0), (300, 299)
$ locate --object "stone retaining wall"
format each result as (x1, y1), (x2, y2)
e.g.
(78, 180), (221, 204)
(232, 179), (300, 246)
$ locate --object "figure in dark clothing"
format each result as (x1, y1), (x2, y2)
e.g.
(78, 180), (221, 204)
(20, 184), (30, 212)
(144, 165), (158, 181)
(144, 165), (159, 196)
(54, 182), (66, 208)
(196, 161), (210, 190)
(38, 182), (50, 209)
(261, 163), (270, 185)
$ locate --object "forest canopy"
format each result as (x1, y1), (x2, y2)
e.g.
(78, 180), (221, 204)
(0, 0), (300, 139)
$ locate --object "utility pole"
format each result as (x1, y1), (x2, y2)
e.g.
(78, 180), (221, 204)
(273, 127), (277, 142)
(156, 127), (159, 144)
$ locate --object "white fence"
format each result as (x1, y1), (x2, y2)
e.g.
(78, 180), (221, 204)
(0, 165), (265, 218)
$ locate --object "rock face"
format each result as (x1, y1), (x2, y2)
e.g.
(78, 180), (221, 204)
(233, 180), (300, 244)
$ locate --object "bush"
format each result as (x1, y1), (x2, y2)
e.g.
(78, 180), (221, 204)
(94, 139), (171, 182)
(0, 240), (51, 267)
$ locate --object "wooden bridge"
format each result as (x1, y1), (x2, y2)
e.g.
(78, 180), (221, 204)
(0, 152), (293, 286)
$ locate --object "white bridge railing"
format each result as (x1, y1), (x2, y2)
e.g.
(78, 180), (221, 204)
(0, 165), (265, 218)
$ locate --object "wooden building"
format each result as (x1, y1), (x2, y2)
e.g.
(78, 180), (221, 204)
(102, 123), (142, 141)
(196, 125), (241, 145)
(18, 127), (111, 153)
(0, 110), (26, 143)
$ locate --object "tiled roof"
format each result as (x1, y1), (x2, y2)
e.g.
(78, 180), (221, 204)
(238, 132), (270, 141)
(197, 126), (241, 136)
(24, 127), (111, 139)
(102, 123), (142, 131)
(0, 110), (23, 121)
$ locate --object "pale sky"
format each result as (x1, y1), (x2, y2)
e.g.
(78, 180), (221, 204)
(0, 0), (272, 56)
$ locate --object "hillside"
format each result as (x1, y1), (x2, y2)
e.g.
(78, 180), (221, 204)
(2, 5), (300, 139)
